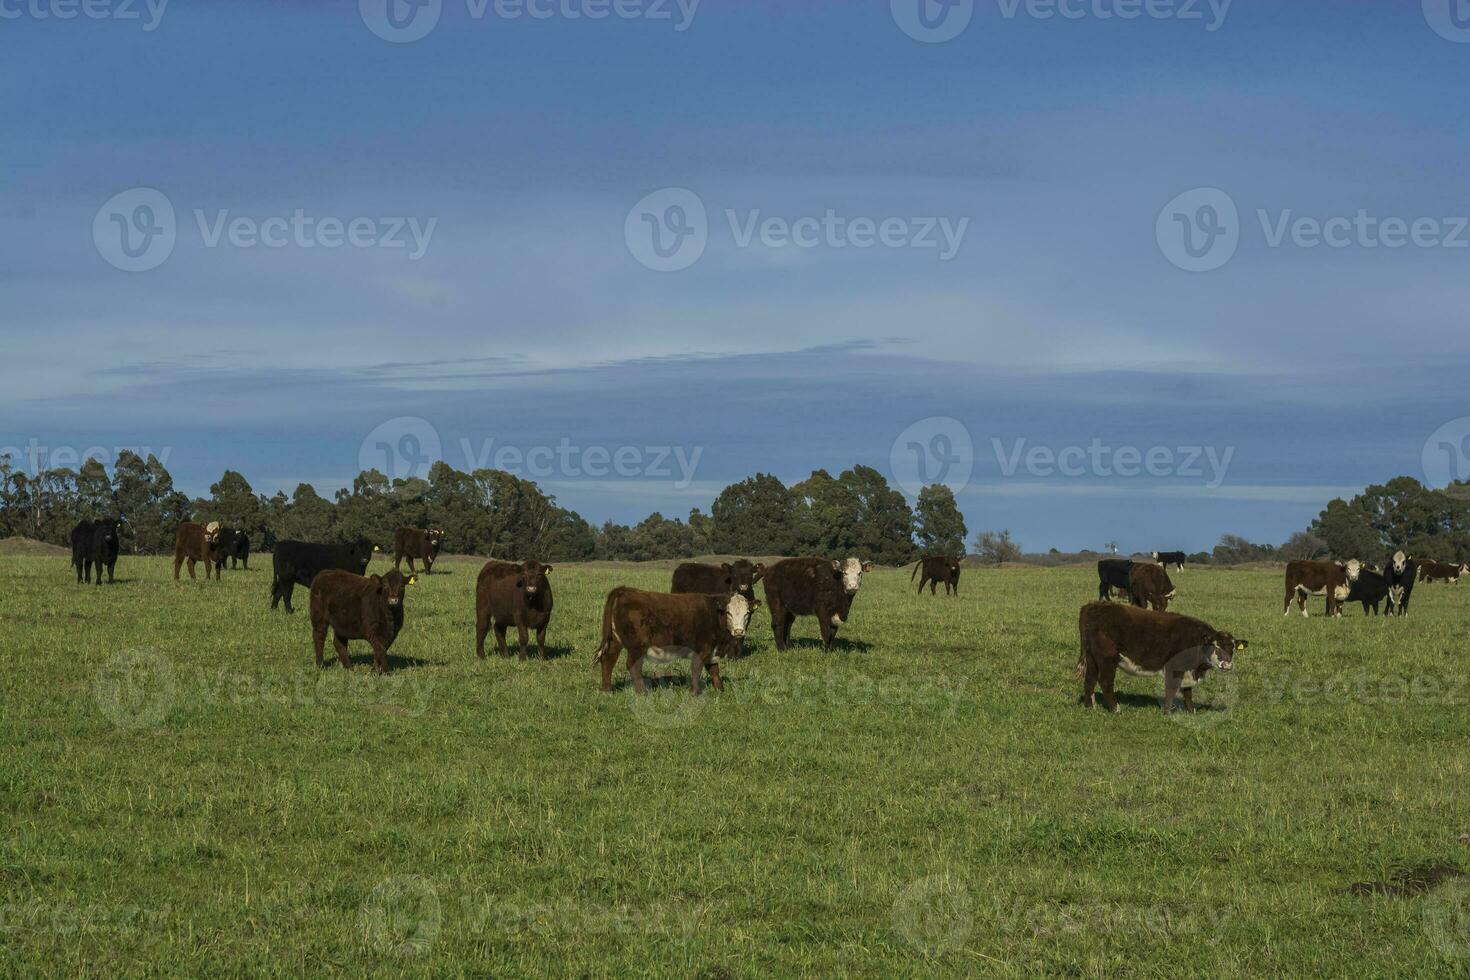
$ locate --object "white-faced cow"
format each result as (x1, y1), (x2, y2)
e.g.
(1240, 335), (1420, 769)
(1077, 601), (1247, 714)
(593, 587), (758, 694)
(1385, 551), (1418, 615)
(1283, 559), (1362, 618)
(1151, 551), (1187, 571)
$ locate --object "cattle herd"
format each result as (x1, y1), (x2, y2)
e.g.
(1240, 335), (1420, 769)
(62, 519), (1467, 715)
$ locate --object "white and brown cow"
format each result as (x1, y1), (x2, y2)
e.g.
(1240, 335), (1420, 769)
(1283, 559), (1362, 618)
(1077, 601), (1247, 714)
(1417, 559), (1468, 584)
(593, 587), (759, 695)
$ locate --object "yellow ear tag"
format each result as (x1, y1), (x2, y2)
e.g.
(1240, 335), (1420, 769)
(409, 576), (418, 586)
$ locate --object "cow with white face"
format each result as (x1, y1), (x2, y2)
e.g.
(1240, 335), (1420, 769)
(1284, 559), (1362, 618)
(593, 587), (759, 695)
(839, 557), (874, 596)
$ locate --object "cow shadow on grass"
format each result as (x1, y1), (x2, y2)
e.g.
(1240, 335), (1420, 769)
(1077, 691), (1229, 713)
(484, 645), (576, 661)
(333, 652), (435, 672)
(779, 637), (872, 654)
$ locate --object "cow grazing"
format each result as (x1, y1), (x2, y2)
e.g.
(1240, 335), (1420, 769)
(309, 569), (412, 674)
(393, 527), (444, 575)
(1127, 562), (1176, 612)
(762, 557), (855, 651)
(1385, 551), (1418, 616)
(593, 586), (758, 694)
(173, 522), (219, 581)
(1097, 558), (1135, 602)
(1151, 550), (1187, 571)
(209, 528), (250, 571)
(1417, 559), (1468, 584)
(71, 518), (121, 586)
(475, 559), (554, 661)
(1345, 567), (1393, 616)
(1077, 601), (1246, 714)
(1283, 559), (1362, 618)
(271, 539), (378, 613)
(911, 555), (962, 596)
(671, 559), (766, 600)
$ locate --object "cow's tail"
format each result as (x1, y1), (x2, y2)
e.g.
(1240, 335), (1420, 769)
(591, 589), (619, 663)
(910, 561), (921, 582)
(1074, 608), (1088, 678)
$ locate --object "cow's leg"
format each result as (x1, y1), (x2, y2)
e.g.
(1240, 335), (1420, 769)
(406, 556), (417, 575)
(186, 557), (197, 580)
(312, 622), (328, 668)
(333, 632), (352, 669)
(1162, 671), (1182, 714)
(599, 637), (622, 692)
(475, 610), (490, 659)
(494, 621), (510, 658)
(535, 625), (548, 660)
(769, 603), (786, 650)
(628, 651), (649, 694)
(690, 652), (704, 695)
(393, 553), (402, 572)
(916, 577), (925, 596)
(1098, 659), (1120, 714)
(1100, 581), (1110, 602)
(515, 621), (530, 663)
(173, 553), (183, 580)
(371, 640), (391, 674)
(707, 659), (723, 692)
(1181, 685), (1196, 714)
(929, 579), (938, 595)
(818, 615), (835, 651)
(1081, 651), (1099, 709)
(106, 559), (115, 584)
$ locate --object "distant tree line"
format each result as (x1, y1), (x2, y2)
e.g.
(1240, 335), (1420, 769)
(0, 454), (969, 565)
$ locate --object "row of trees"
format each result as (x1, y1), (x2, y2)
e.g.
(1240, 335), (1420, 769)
(0, 454), (970, 565)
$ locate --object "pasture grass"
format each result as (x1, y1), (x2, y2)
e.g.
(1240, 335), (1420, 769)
(2, 555), (1469, 977)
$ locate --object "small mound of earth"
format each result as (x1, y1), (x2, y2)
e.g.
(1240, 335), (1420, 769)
(1348, 864), (1468, 898)
(0, 537), (70, 557)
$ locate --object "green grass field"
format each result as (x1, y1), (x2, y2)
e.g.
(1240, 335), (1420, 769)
(3, 555), (1469, 977)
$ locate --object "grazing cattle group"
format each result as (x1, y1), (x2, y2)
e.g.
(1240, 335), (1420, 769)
(58, 515), (1468, 714)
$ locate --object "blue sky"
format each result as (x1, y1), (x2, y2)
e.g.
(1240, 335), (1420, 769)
(4, 0), (1470, 552)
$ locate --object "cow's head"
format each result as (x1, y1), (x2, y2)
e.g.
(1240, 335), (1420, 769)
(836, 557), (872, 595)
(1391, 551), (1407, 575)
(712, 592), (760, 640)
(518, 560), (552, 597)
(349, 539), (376, 573)
(724, 560), (765, 598)
(1339, 559), (1363, 582)
(205, 521), (222, 542)
(376, 571), (409, 608)
(1207, 634), (1247, 672)
(1459, 563), (1469, 578)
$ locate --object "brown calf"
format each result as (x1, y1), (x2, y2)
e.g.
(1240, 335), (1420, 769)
(173, 522), (218, 580)
(671, 559), (766, 599)
(1127, 561), (1175, 611)
(911, 556), (962, 596)
(393, 527), (444, 574)
(475, 559), (554, 661)
(309, 569), (411, 674)
(1417, 559), (1468, 584)
(593, 587), (758, 694)
(1283, 559), (1362, 617)
(1077, 601), (1246, 714)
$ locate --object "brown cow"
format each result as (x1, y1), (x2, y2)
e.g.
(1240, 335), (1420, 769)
(309, 569), (411, 673)
(1417, 559), (1468, 584)
(474, 559), (554, 661)
(671, 559), (766, 599)
(393, 527), (444, 574)
(1127, 562), (1175, 611)
(1283, 559), (1362, 618)
(173, 522), (219, 580)
(593, 587), (758, 694)
(911, 556), (962, 596)
(1077, 601), (1247, 714)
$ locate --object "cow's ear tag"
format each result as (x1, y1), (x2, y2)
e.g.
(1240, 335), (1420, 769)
(408, 575), (418, 586)
(1235, 640), (1248, 650)
(373, 545), (381, 552)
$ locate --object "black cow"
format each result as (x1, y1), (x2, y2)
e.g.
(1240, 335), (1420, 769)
(911, 555), (962, 596)
(1385, 551), (1418, 616)
(271, 539), (378, 613)
(1345, 567), (1392, 616)
(1151, 551), (1187, 571)
(71, 518), (121, 586)
(1097, 558), (1134, 601)
(210, 528), (251, 572)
